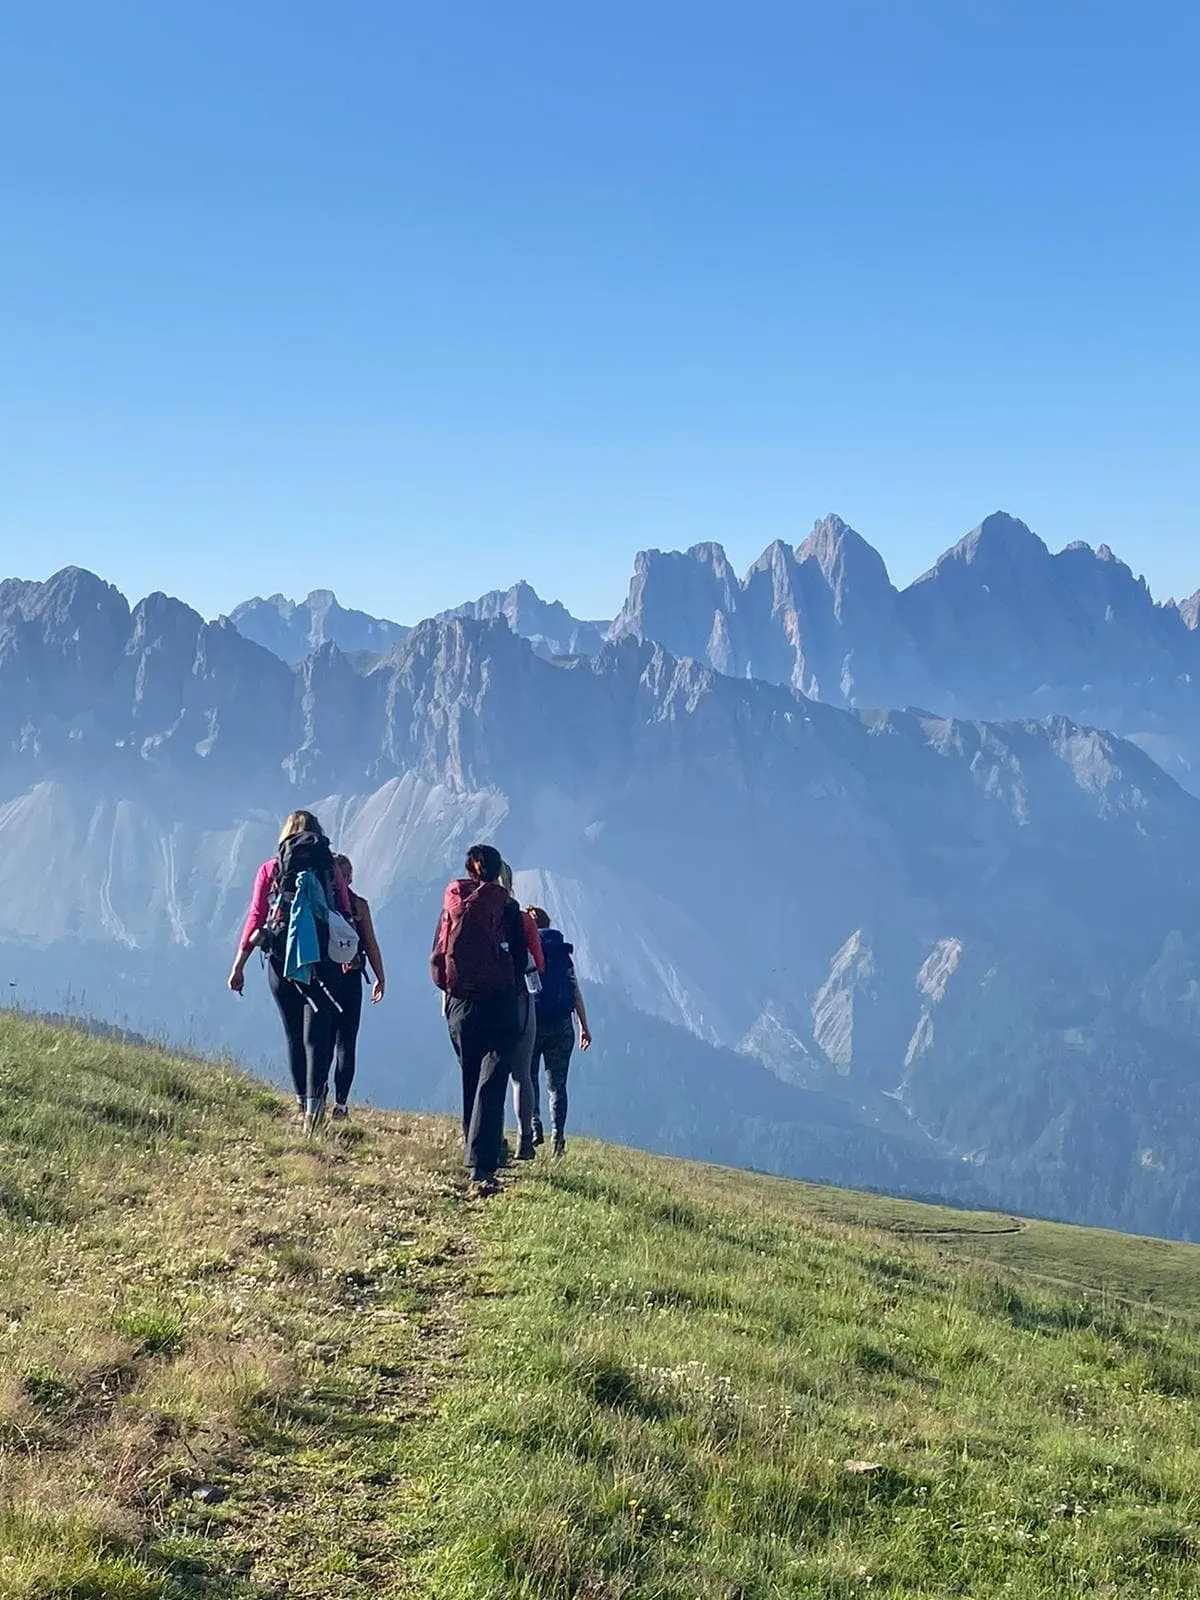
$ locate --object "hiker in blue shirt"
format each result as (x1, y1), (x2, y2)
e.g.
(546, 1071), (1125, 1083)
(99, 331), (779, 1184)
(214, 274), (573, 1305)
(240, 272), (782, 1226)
(525, 907), (592, 1157)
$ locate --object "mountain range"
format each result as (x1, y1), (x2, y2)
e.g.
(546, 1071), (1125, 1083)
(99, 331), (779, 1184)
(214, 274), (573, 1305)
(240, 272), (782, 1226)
(2, 512), (1200, 1239)
(232, 512), (1200, 792)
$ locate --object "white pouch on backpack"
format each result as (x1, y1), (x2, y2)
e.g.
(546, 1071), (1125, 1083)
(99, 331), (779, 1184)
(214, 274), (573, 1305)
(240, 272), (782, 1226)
(326, 909), (360, 965)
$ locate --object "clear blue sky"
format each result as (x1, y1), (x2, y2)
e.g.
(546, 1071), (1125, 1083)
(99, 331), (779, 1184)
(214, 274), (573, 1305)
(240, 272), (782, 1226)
(2, 0), (1197, 623)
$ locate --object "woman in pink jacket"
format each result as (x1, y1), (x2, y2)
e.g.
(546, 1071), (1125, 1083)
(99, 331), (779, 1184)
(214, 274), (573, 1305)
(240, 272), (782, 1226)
(228, 810), (353, 1118)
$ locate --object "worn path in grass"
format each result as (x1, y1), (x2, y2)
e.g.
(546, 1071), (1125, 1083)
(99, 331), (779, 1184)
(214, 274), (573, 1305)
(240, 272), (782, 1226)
(0, 1013), (475, 1599)
(6, 1013), (1200, 1598)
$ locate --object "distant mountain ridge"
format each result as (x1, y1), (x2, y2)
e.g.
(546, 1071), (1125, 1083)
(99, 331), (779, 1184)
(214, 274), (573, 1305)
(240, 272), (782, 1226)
(435, 580), (608, 659)
(610, 511), (1200, 789)
(4, 559), (1200, 1237)
(229, 590), (410, 662)
(226, 510), (1200, 789)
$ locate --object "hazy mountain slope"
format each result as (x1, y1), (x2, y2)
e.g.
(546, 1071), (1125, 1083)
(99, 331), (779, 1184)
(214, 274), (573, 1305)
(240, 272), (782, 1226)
(3, 566), (1200, 1234)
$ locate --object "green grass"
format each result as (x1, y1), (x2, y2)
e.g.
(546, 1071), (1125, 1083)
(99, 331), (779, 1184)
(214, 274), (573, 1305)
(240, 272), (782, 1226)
(4, 1010), (1200, 1597)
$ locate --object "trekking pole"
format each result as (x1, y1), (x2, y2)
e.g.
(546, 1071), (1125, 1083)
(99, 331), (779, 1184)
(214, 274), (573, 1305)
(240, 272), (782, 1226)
(288, 978), (320, 1015)
(314, 978), (344, 1014)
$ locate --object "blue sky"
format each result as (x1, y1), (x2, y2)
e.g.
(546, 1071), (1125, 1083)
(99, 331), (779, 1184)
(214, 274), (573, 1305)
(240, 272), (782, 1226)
(2, 0), (1197, 623)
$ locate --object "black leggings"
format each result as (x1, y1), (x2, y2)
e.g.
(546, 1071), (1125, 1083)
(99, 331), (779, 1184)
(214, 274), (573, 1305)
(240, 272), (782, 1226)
(267, 956), (340, 1102)
(332, 969), (364, 1104)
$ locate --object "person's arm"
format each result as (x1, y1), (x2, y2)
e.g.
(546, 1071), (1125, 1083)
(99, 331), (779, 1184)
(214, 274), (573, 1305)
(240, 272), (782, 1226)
(504, 902), (528, 987)
(358, 897), (386, 1002)
(522, 910), (545, 973)
(229, 862), (272, 993)
(571, 965), (592, 1050)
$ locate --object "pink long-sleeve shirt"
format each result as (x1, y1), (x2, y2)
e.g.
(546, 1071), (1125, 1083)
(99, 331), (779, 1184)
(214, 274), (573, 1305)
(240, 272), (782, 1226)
(238, 858), (352, 955)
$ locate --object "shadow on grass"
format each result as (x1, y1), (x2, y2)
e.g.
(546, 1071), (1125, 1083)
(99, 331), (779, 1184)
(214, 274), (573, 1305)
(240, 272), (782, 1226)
(585, 1358), (674, 1422)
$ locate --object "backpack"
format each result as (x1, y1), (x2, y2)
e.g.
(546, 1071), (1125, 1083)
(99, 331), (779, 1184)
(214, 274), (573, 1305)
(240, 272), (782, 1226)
(431, 879), (514, 999)
(264, 831), (339, 955)
(537, 928), (576, 1021)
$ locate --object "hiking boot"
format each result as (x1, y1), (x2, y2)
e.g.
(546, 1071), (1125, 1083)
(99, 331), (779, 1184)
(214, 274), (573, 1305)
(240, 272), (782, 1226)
(294, 1097), (306, 1118)
(531, 1118), (545, 1147)
(470, 1175), (502, 1199)
(552, 1134), (566, 1159)
(516, 1137), (536, 1161)
(331, 1103), (349, 1122)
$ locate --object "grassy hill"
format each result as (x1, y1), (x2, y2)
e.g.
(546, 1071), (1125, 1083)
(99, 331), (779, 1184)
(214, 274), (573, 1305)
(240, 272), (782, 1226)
(3, 1013), (1200, 1598)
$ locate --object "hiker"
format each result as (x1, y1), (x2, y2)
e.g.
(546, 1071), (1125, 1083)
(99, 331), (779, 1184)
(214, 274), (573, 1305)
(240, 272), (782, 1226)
(526, 907), (592, 1157)
(330, 854), (386, 1121)
(430, 844), (528, 1197)
(499, 860), (544, 1161)
(228, 811), (357, 1126)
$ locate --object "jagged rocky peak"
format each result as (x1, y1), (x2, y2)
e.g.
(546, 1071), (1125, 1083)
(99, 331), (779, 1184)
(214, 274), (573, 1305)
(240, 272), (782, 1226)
(0, 564), (130, 633)
(745, 537), (795, 574)
(129, 590), (204, 643)
(799, 513), (888, 577)
(1055, 538), (1141, 584)
(228, 588), (409, 664)
(0, 567), (132, 704)
(742, 540), (802, 620)
(1177, 592), (1200, 630)
(686, 540), (736, 577)
(438, 580), (609, 659)
(797, 514), (896, 616)
(927, 510), (1049, 577)
(610, 541), (742, 661)
(386, 612), (520, 690)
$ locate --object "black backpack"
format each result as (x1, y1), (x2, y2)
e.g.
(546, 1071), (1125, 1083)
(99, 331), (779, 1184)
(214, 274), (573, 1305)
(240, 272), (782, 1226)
(264, 832), (338, 954)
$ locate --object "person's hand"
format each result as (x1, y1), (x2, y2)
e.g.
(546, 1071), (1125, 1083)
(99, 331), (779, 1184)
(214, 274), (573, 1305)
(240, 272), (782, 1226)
(372, 977), (386, 1004)
(228, 964), (246, 995)
(579, 1025), (592, 1051)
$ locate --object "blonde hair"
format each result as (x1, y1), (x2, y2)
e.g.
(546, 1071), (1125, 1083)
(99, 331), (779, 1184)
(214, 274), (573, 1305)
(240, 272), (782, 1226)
(498, 859), (514, 897)
(279, 810), (323, 846)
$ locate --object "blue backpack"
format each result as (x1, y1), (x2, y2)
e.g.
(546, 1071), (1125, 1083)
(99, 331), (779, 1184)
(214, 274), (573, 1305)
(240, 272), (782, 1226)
(537, 929), (576, 1020)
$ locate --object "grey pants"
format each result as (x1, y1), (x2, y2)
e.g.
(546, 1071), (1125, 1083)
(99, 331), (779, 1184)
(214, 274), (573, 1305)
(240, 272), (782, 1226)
(510, 991), (537, 1140)
(531, 1014), (575, 1137)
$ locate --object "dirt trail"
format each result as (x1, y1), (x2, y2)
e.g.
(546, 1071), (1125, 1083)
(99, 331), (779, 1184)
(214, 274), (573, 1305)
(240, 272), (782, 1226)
(184, 1111), (478, 1600)
(882, 1216), (1028, 1238)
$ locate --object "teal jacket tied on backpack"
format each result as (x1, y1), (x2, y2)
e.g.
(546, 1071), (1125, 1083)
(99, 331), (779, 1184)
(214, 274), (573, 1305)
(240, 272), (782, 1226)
(284, 869), (329, 984)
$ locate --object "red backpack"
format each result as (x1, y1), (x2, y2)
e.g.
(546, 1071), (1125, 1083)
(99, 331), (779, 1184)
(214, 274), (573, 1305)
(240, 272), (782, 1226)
(430, 879), (515, 999)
